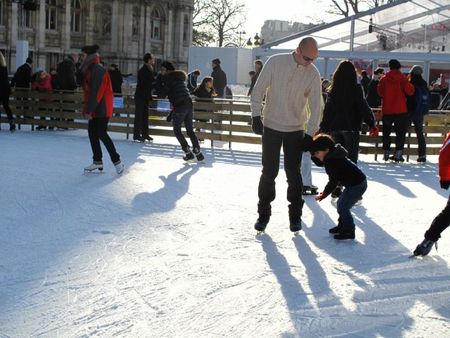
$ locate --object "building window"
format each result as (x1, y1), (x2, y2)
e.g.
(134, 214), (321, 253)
(45, 0), (57, 30)
(132, 7), (139, 37)
(183, 15), (189, 43)
(151, 9), (161, 40)
(71, 0), (82, 33)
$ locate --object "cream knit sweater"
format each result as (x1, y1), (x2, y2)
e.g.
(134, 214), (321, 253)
(250, 52), (322, 133)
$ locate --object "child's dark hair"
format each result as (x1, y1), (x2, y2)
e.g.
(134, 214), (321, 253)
(310, 133), (335, 152)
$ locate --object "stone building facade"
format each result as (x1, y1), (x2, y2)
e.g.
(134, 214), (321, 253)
(0, 0), (194, 73)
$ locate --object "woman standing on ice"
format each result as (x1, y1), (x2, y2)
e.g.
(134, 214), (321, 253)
(80, 45), (124, 174)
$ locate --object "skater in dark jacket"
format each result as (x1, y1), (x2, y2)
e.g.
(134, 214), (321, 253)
(0, 51), (16, 131)
(160, 61), (204, 162)
(310, 134), (368, 240)
(413, 132), (450, 256)
(80, 44), (123, 175)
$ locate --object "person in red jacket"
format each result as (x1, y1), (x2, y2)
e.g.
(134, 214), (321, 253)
(413, 132), (450, 256)
(377, 59), (415, 162)
(80, 45), (124, 174)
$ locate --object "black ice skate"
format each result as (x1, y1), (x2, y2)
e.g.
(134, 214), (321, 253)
(183, 147), (195, 162)
(192, 147), (205, 163)
(84, 161), (103, 173)
(254, 215), (270, 233)
(302, 185), (318, 195)
(328, 225), (342, 234)
(413, 239), (437, 257)
(289, 218), (302, 234)
(334, 232), (355, 240)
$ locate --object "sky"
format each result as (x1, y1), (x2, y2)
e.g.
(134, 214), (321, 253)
(242, 0), (336, 37)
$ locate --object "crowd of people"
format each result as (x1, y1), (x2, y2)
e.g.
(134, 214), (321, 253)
(1, 40), (449, 256)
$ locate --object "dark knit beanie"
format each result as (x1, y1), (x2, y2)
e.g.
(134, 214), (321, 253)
(310, 135), (335, 152)
(212, 58), (221, 65)
(81, 44), (99, 55)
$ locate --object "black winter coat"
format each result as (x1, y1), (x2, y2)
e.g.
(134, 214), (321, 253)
(11, 63), (32, 88)
(135, 64), (154, 101)
(57, 59), (77, 90)
(319, 145), (367, 197)
(320, 84), (375, 132)
(109, 69), (123, 95)
(211, 65), (227, 97)
(366, 79), (381, 108)
(0, 66), (11, 99)
(161, 70), (192, 108)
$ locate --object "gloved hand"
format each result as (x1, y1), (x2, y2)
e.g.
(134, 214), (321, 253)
(315, 192), (327, 201)
(369, 126), (379, 137)
(166, 111), (173, 122)
(440, 180), (450, 190)
(302, 134), (313, 152)
(252, 116), (264, 135)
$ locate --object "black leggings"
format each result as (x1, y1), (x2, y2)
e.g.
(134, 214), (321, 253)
(88, 117), (120, 164)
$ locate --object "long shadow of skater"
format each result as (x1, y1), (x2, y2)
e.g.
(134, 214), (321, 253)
(301, 198), (450, 337)
(361, 162), (446, 198)
(257, 234), (312, 336)
(132, 164), (200, 214)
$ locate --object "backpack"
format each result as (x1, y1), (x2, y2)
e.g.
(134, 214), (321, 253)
(414, 85), (430, 116)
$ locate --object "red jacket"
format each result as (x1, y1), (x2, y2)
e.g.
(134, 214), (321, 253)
(82, 56), (113, 118)
(439, 132), (450, 182)
(32, 74), (53, 92)
(377, 69), (414, 115)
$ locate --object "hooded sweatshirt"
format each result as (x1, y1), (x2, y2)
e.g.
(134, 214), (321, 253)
(377, 69), (414, 115)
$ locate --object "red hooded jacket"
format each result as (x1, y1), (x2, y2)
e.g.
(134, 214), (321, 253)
(82, 56), (113, 118)
(377, 69), (414, 115)
(439, 132), (450, 182)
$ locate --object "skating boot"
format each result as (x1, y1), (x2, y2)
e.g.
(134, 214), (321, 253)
(254, 214), (270, 233)
(302, 185), (318, 195)
(413, 239), (436, 257)
(334, 232), (355, 240)
(329, 225), (342, 234)
(289, 218), (302, 234)
(383, 150), (390, 161)
(114, 160), (124, 175)
(183, 147), (195, 162)
(84, 161), (103, 173)
(192, 147), (205, 163)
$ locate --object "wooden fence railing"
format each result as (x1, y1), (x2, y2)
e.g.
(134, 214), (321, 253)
(1, 89), (449, 158)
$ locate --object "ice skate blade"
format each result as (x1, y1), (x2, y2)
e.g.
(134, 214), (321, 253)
(292, 231), (301, 236)
(256, 230), (266, 235)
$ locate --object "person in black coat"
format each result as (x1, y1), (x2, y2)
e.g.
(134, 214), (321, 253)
(134, 53), (155, 142)
(160, 61), (203, 162)
(10, 57), (33, 89)
(320, 60), (378, 164)
(210, 58), (227, 98)
(108, 64), (123, 95)
(406, 65), (430, 163)
(248, 60), (263, 96)
(360, 70), (370, 95)
(0, 51), (16, 131)
(365, 67), (384, 108)
(310, 134), (368, 240)
(57, 56), (77, 91)
(187, 69), (200, 93)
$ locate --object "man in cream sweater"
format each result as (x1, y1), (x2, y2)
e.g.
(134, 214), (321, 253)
(251, 37), (322, 233)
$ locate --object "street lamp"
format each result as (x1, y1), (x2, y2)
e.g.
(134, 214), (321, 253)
(246, 33), (263, 47)
(238, 31), (246, 46)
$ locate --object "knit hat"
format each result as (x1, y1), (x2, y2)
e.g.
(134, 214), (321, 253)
(161, 61), (175, 71)
(409, 65), (423, 75)
(81, 44), (99, 55)
(388, 59), (401, 70)
(310, 135), (335, 152)
(212, 58), (221, 65)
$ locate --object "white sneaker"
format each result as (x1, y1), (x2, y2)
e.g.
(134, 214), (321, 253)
(84, 162), (103, 172)
(114, 160), (124, 175)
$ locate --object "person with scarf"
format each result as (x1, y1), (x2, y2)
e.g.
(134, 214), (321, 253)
(79, 45), (124, 174)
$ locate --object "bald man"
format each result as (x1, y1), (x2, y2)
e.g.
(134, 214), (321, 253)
(250, 37), (322, 233)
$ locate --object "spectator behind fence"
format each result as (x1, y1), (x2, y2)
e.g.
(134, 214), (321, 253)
(0, 51), (16, 131)
(366, 67), (384, 109)
(11, 57), (32, 89)
(360, 70), (370, 95)
(377, 59), (415, 162)
(108, 63), (123, 96)
(32, 70), (53, 131)
(134, 53), (155, 143)
(248, 59), (264, 96)
(406, 65), (429, 163)
(154, 63), (170, 99)
(211, 58), (227, 98)
(187, 69), (200, 94)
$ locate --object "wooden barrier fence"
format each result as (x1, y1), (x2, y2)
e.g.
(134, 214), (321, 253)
(1, 89), (449, 159)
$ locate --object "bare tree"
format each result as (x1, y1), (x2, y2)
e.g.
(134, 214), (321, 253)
(327, 0), (398, 17)
(193, 0), (246, 47)
(192, 0), (215, 46)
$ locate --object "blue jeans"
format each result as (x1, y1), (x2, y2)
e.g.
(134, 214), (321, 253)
(171, 103), (199, 151)
(337, 180), (368, 233)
